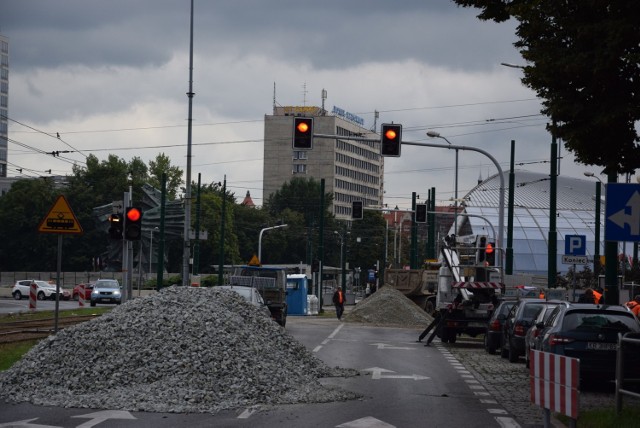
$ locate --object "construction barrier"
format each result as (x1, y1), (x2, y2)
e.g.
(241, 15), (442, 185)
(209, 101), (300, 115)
(29, 282), (37, 311)
(78, 286), (85, 308)
(530, 349), (579, 426)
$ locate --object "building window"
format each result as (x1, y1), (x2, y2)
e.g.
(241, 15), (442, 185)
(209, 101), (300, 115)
(293, 164), (307, 174)
(293, 150), (308, 160)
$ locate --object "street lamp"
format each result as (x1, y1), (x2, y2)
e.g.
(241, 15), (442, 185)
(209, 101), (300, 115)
(584, 171), (603, 277)
(334, 230), (350, 293)
(427, 131), (459, 237)
(258, 224), (288, 263)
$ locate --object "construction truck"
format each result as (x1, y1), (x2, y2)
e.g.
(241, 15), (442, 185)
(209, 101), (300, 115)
(433, 235), (502, 343)
(227, 265), (288, 327)
(384, 263), (439, 315)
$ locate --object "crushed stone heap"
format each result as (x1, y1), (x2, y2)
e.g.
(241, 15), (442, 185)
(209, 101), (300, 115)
(0, 286), (360, 414)
(344, 285), (434, 328)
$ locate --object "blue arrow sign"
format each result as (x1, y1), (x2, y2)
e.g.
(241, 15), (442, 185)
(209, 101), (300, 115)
(605, 183), (640, 242)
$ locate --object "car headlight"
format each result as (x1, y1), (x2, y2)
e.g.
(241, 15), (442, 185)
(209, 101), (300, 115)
(113, 290), (121, 296)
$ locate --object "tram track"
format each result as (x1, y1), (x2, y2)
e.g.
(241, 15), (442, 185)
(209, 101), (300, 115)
(0, 315), (99, 344)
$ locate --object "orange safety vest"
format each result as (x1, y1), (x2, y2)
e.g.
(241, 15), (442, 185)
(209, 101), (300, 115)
(338, 291), (344, 304)
(593, 290), (603, 304)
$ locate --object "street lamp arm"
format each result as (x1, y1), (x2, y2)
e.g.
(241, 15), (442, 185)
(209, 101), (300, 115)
(403, 140), (506, 267)
(258, 224), (289, 262)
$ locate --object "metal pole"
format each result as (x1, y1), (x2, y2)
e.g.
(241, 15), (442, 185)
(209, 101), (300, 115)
(605, 171), (619, 304)
(182, 0), (195, 286)
(548, 133), (558, 288)
(155, 174), (166, 292)
(149, 229), (153, 277)
(595, 181), (601, 276)
(506, 140), (515, 275)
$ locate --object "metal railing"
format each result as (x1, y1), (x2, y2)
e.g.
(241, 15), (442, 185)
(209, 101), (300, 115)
(615, 331), (640, 414)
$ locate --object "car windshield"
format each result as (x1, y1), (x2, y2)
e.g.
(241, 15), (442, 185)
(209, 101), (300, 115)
(35, 281), (53, 287)
(563, 312), (638, 332)
(523, 303), (545, 319)
(95, 280), (119, 289)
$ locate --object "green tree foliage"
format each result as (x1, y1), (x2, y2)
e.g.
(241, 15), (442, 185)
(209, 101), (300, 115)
(453, 0), (640, 174)
(264, 177), (334, 227)
(148, 153), (183, 200)
(348, 210), (388, 272)
(0, 179), (59, 271)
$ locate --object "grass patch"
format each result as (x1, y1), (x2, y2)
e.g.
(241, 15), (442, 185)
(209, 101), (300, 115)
(0, 307), (112, 371)
(555, 405), (640, 427)
(0, 307), (112, 323)
(0, 340), (41, 371)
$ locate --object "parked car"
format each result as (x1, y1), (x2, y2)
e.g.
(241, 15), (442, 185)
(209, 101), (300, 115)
(72, 283), (94, 301)
(90, 279), (122, 306)
(12, 280), (69, 301)
(484, 300), (516, 354)
(524, 301), (568, 367)
(539, 303), (640, 381)
(217, 285), (271, 318)
(501, 298), (559, 363)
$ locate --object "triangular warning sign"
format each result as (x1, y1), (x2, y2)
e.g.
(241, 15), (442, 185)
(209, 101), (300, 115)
(248, 254), (261, 266)
(38, 195), (83, 234)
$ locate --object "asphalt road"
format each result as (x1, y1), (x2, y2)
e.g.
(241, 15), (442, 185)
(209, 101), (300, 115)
(0, 314), (523, 428)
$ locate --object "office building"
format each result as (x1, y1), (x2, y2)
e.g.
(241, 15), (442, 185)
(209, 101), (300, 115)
(263, 106), (383, 220)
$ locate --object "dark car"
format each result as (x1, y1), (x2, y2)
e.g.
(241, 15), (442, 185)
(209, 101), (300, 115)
(524, 301), (568, 367)
(501, 298), (559, 363)
(539, 304), (640, 381)
(484, 300), (516, 354)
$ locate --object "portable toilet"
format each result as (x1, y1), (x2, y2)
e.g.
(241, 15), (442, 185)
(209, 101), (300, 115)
(286, 274), (308, 315)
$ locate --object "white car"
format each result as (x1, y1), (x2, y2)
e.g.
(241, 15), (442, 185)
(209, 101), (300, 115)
(12, 280), (64, 301)
(218, 285), (271, 318)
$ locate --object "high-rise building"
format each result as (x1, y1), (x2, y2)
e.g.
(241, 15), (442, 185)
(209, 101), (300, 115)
(263, 106), (384, 220)
(0, 33), (8, 178)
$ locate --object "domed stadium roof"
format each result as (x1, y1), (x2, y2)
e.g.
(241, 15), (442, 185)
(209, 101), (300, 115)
(459, 170), (603, 275)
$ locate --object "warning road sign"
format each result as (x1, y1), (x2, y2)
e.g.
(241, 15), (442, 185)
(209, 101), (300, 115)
(38, 195), (83, 234)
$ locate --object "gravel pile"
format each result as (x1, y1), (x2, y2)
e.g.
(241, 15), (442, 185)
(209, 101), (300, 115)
(344, 286), (434, 328)
(0, 286), (360, 413)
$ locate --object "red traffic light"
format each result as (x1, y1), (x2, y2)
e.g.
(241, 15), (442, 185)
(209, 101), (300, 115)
(296, 121), (310, 133)
(486, 243), (494, 254)
(380, 123), (402, 157)
(126, 208), (141, 222)
(293, 117), (314, 149)
(384, 129), (397, 140)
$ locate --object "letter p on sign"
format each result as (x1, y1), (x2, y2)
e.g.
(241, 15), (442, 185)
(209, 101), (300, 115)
(565, 235), (586, 256)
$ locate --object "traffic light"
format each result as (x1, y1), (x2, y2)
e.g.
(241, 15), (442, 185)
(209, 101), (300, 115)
(380, 123), (402, 157)
(476, 236), (487, 264)
(293, 117), (314, 149)
(124, 207), (143, 240)
(108, 214), (123, 240)
(352, 200), (363, 220)
(415, 204), (427, 223)
(485, 242), (496, 266)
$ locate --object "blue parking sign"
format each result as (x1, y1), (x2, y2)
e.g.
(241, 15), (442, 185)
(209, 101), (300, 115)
(565, 235), (586, 256)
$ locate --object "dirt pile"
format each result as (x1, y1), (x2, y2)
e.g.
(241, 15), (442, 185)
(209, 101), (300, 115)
(344, 285), (433, 328)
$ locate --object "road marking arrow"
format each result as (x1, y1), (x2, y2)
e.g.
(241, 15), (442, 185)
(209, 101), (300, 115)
(72, 410), (136, 428)
(363, 367), (430, 380)
(337, 416), (396, 427)
(370, 342), (415, 350)
(609, 191), (640, 236)
(0, 419), (60, 428)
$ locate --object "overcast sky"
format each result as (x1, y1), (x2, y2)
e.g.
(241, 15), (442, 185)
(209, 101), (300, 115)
(1, 0), (604, 209)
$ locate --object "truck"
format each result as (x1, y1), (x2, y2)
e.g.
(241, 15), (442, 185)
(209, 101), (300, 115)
(433, 236), (502, 343)
(384, 266), (439, 315)
(228, 265), (288, 327)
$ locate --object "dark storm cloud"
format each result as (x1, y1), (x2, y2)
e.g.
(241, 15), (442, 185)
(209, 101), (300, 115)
(2, 0), (518, 71)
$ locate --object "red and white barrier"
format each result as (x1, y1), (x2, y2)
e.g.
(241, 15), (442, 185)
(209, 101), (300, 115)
(78, 286), (85, 308)
(530, 349), (579, 419)
(29, 282), (37, 311)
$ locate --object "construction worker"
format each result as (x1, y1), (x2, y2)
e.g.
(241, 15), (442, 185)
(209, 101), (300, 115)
(630, 295), (640, 318)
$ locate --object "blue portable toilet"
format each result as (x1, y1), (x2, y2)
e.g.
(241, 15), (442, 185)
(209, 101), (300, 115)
(286, 274), (308, 315)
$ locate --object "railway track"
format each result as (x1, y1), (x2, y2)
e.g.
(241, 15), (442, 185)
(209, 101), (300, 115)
(0, 315), (99, 344)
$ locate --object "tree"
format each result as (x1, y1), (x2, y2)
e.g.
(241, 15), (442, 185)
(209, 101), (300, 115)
(264, 177), (334, 227)
(453, 0), (640, 174)
(0, 178), (59, 271)
(148, 153), (183, 200)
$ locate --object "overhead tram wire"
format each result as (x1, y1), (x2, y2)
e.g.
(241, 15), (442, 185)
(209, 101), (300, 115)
(5, 116), (88, 158)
